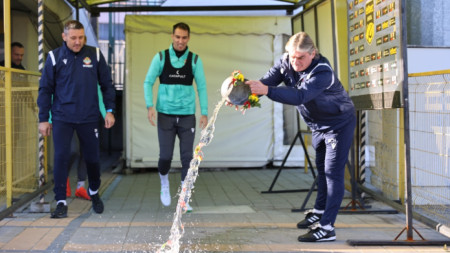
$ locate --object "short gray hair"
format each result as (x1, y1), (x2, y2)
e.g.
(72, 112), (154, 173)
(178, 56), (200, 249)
(285, 32), (318, 55)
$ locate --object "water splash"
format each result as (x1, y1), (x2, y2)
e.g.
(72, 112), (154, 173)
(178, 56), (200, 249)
(158, 86), (233, 253)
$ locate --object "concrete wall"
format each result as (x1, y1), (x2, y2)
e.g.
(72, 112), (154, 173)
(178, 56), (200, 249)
(11, 11), (39, 71)
(407, 0), (450, 47)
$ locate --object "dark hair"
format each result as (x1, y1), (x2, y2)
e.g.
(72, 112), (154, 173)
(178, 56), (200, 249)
(64, 20), (84, 34)
(11, 42), (24, 49)
(173, 22), (190, 35)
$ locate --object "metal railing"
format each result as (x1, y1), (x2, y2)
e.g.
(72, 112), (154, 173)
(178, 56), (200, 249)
(99, 40), (125, 90)
(0, 68), (42, 211)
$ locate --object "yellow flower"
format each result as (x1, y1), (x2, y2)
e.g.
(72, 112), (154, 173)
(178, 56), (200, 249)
(194, 145), (201, 154)
(232, 70), (244, 82)
(236, 73), (244, 82)
(243, 93), (261, 109)
(249, 94), (259, 102)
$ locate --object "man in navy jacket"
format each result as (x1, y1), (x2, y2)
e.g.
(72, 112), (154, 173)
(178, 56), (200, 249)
(37, 20), (115, 218)
(247, 32), (356, 242)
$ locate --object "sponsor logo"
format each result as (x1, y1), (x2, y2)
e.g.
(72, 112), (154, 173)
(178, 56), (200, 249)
(169, 70), (186, 79)
(83, 57), (93, 68)
(327, 138), (337, 149)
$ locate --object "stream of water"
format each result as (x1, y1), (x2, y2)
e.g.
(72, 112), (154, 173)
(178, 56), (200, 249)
(158, 86), (233, 253)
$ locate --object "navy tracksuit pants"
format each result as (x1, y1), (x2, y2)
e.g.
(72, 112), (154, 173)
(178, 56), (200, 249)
(157, 113), (196, 181)
(69, 134), (88, 182)
(52, 120), (101, 201)
(312, 116), (356, 226)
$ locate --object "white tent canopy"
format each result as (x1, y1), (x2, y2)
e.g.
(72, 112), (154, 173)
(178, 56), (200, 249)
(124, 15), (292, 168)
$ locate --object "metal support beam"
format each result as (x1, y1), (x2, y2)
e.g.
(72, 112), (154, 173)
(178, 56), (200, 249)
(77, 0), (92, 13)
(90, 5), (301, 16)
(4, 0), (13, 209)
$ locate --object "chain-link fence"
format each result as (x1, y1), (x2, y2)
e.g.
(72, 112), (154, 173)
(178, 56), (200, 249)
(409, 71), (450, 228)
(363, 70), (450, 233)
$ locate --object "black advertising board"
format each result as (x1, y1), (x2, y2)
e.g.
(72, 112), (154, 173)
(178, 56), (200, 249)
(347, 0), (404, 109)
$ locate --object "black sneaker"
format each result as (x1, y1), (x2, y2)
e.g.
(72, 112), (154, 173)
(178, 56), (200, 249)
(298, 226), (336, 242)
(90, 193), (104, 214)
(297, 210), (322, 229)
(51, 203), (68, 218)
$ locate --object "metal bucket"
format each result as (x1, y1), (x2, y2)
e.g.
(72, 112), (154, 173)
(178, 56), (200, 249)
(220, 76), (251, 105)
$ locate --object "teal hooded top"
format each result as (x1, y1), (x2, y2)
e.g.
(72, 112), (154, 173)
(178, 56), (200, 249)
(143, 44), (208, 116)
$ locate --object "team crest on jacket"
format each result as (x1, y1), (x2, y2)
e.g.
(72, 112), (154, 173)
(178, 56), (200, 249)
(83, 57), (93, 68)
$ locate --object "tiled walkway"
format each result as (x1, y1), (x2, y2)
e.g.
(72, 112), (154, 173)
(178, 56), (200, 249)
(0, 166), (449, 252)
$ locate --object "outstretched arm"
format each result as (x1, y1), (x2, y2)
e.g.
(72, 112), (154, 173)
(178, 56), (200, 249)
(246, 80), (268, 96)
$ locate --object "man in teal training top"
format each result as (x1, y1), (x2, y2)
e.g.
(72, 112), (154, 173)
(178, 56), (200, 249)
(143, 22), (208, 212)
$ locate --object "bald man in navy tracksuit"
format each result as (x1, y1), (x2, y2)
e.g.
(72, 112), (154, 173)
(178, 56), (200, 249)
(37, 20), (115, 218)
(247, 32), (356, 242)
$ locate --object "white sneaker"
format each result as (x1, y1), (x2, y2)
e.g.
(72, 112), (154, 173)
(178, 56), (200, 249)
(160, 185), (171, 206)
